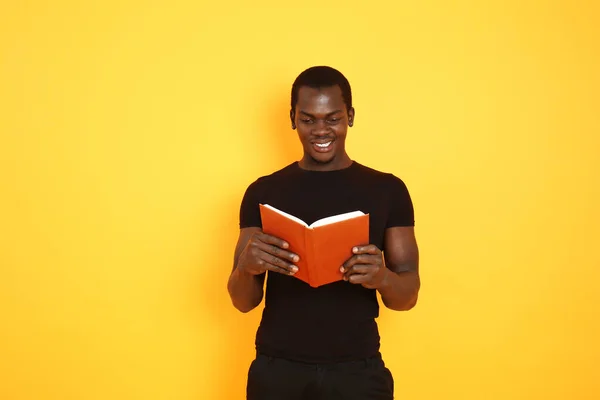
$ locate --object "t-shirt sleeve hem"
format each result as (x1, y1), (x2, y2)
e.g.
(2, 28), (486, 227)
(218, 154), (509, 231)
(385, 220), (415, 229)
(384, 173), (415, 229)
(239, 179), (264, 229)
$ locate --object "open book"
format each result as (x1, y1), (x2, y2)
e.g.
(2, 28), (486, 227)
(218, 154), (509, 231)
(259, 204), (369, 287)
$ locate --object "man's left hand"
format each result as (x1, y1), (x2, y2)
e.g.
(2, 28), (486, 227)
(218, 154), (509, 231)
(340, 245), (389, 289)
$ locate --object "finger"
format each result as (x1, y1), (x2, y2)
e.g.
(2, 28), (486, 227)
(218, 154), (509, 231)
(345, 265), (374, 276)
(348, 272), (373, 284)
(262, 261), (296, 276)
(260, 253), (298, 274)
(342, 264), (375, 280)
(258, 232), (290, 250)
(341, 255), (360, 271)
(352, 244), (380, 255)
(257, 241), (300, 263)
(341, 255), (375, 273)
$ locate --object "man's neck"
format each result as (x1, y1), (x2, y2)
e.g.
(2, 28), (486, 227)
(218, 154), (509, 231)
(298, 154), (353, 171)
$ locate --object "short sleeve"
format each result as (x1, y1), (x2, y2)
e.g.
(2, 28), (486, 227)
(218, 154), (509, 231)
(239, 179), (263, 229)
(386, 175), (415, 228)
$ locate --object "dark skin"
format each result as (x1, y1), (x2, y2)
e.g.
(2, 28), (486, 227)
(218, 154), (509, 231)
(227, 85), (420, 313)
(290, 86), (354, 171)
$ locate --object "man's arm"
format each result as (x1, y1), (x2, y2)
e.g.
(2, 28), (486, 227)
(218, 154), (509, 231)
(227, 227), (300, 313)
(340, 226), (420, 311)
(227, 228), (266, 313)
(377, 226), (420, 311)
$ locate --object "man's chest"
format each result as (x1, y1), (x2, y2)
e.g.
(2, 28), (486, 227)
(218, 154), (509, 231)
(260, 180), (390, 244)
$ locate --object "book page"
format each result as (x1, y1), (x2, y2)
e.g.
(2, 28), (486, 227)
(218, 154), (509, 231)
(261, 204), (308, 227)
(310, 211), (365, 228)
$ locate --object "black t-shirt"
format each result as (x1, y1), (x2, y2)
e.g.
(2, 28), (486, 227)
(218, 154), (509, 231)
(239, 161), (414, 363)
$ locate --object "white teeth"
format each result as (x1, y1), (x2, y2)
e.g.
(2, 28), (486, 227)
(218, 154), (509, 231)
(315, 141), (332, 148)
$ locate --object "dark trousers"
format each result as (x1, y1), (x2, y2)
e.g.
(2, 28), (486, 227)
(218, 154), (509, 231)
(246, 353), (394, 400)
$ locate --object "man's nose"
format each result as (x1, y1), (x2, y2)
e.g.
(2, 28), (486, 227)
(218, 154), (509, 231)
(312, 120), (329, 135)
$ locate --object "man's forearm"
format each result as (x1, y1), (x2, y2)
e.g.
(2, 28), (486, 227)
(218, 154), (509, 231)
(377, 269), (420, 311)
(227, 268), (264, 313)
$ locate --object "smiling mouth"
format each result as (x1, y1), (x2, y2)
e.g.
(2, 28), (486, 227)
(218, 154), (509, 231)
(312, 140), (334, 153)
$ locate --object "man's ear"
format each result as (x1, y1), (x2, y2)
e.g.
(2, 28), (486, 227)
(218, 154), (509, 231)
(348, 107), (355, 127)
(290, 109), (296, 130)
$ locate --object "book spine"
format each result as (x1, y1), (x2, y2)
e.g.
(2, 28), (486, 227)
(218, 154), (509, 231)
(304, 228), (316, 287)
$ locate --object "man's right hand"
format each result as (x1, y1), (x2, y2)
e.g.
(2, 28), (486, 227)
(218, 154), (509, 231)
(237, 232), (300, 276)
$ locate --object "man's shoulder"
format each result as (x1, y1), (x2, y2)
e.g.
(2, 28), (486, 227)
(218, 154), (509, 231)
(353, 162), (407, 187)
(244, 162), (298, 191)
(261, 162), (299, 179)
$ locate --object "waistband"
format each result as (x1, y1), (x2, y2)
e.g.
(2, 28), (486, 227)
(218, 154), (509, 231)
(255, 351), (385, 370)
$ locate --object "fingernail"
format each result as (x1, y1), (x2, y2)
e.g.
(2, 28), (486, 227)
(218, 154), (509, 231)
(353, 247), (358, 253)
(292, 266), (298, 272)
(293, 255), (299, 262)
(340, 266), (345, 272)
(283, 242), (289, 249)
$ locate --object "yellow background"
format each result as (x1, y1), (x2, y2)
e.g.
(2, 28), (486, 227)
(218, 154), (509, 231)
(1, 1), (599, 399)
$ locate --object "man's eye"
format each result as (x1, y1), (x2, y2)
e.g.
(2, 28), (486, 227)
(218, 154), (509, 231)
(301, 119), (313, 124)
(328, 118), (339, 123)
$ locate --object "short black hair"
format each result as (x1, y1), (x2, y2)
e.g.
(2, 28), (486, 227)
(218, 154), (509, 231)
(291, 66), (353, 112)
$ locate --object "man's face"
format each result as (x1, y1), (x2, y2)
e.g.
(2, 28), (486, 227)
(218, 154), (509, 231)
(291, 85), (354, 168)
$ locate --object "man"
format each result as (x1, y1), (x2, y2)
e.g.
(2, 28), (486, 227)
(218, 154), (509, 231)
(227, 66), (420, 399)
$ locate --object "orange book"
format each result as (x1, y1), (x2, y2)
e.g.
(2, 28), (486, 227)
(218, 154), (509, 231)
(259, 204), (369, 288)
